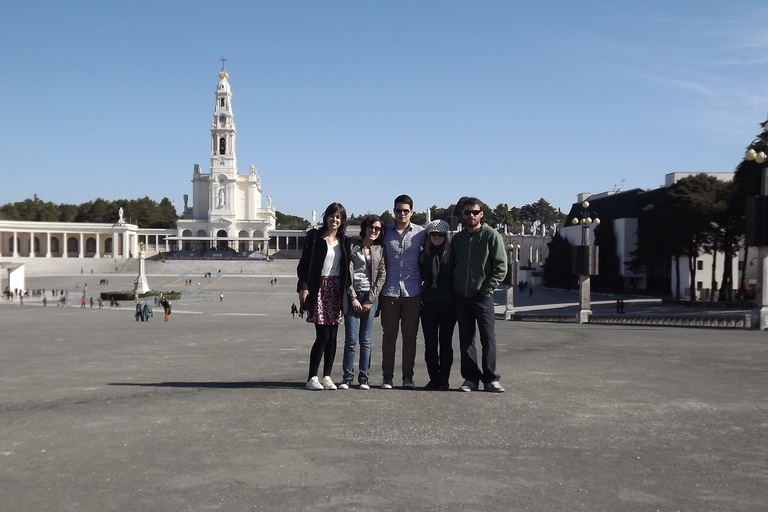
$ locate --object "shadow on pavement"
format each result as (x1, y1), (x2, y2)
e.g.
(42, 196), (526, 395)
(108, 381), (306, 390)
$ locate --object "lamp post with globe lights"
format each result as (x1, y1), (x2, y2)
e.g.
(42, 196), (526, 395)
(571, 201), (600, 324)
(744, 120), (768, 329)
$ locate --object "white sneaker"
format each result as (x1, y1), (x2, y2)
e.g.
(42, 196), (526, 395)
(305, 376), (323, 390)
(484, 380), (505, 393)
(321, 376), (337, 390)
(458, 379), (478, 392)
(380, 377), (393, 389)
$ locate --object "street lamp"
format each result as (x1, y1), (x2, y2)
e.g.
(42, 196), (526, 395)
(744, 120), (768, 329)
(504, 242), (520, 320)
(571, 201), (600, 324)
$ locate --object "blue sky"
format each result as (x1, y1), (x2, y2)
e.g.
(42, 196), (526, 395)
(2, 0), (768, 220)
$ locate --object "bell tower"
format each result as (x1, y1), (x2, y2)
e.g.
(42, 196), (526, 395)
(209, 58), (237, 218)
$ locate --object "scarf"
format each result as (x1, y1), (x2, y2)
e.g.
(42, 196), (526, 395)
(429, 244), (443, 290)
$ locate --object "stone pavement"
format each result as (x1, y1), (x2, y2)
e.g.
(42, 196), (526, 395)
(1, 274), (767, 511)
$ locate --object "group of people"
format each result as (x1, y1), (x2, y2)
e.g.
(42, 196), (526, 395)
(296, 195), (508, 393)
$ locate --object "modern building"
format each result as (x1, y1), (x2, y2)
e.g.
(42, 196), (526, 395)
(560, 172), (743, 298)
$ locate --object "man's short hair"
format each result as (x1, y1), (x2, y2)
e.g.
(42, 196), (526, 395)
(394, 194), (414, 209)
(463, 197), (483, 209)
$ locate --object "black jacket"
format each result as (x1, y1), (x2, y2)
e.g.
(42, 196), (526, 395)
(296, 228), (351, 314)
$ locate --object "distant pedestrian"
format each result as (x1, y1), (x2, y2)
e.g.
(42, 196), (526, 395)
(619, 299), (626, 314)
(291, 303), (298, 318)
(616, 299), (622, 314)
(81, 295), (86, 308)
(90, 296), (94, 308)
(528, 286), (533, 297)
(161, 297), (171, 321)
(142, 302), (153, 321)
(220, 292), (224, 302)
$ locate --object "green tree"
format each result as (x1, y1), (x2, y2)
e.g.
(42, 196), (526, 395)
(542, 231), (573, 289)
(275, 211), (310, 230)
(729, 119), (768, 296)
(592, 218), (622, 292)
(667, 174), (726, 300)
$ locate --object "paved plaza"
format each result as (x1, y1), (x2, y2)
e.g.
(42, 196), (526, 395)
(1, 272), (767, 511)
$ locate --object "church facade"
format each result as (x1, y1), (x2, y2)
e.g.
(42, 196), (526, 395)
(170, 66), (276, 256)
(0, 65), (285, 260)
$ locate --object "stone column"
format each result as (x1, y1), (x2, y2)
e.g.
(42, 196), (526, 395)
(12, 231), (18, 257)
(46, 232), (51, 258)
(79, 233), (84, 258)
(94, 233), (100, 258)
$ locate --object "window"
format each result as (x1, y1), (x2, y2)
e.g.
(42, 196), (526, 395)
(219, 137), (226, 155)
(697, 260), (703, 270)
(697, 281), (703, 290)
(220, 98), (225, 107)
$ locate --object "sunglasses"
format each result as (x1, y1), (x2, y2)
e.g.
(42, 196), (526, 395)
(463, 210), (482, 216)
(394, 208), (411, 214)
(430, 232), (447, 237)
(368, 226), (382, 232)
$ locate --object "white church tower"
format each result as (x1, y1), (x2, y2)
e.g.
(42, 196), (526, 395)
(175, 61), (276, 256)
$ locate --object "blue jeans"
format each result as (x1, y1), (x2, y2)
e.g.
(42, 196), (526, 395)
(343, 293), (377, 382)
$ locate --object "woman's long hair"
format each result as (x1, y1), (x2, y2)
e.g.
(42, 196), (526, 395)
(358, 214), (384, 245)
(321, 202), (347, 236)
(420, 233), (450, 266)
(421, 233), (450, 290)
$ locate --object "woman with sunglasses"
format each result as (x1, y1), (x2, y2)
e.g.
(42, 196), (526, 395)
(419, 219), (456, 390)
(297, 202), (352, 390)
(339, 214), (387, 390)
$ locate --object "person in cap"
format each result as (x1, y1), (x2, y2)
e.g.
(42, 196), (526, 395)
(419, 219), (456, 390)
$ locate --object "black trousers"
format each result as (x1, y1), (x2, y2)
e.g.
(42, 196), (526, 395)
(455, 293), (499, 385)
(420, 300), (456, 386)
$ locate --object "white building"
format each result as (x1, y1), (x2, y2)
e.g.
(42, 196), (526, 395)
(170, 66), (276, 256)
(0, 65), (279, 262)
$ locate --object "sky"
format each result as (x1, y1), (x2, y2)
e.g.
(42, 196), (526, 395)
(2, 0), (768, 220)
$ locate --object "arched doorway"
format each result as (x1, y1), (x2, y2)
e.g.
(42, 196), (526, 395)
(216, 230), (228, 251)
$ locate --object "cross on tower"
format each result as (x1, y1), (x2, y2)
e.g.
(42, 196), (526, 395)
(220, 57), (227, 70)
